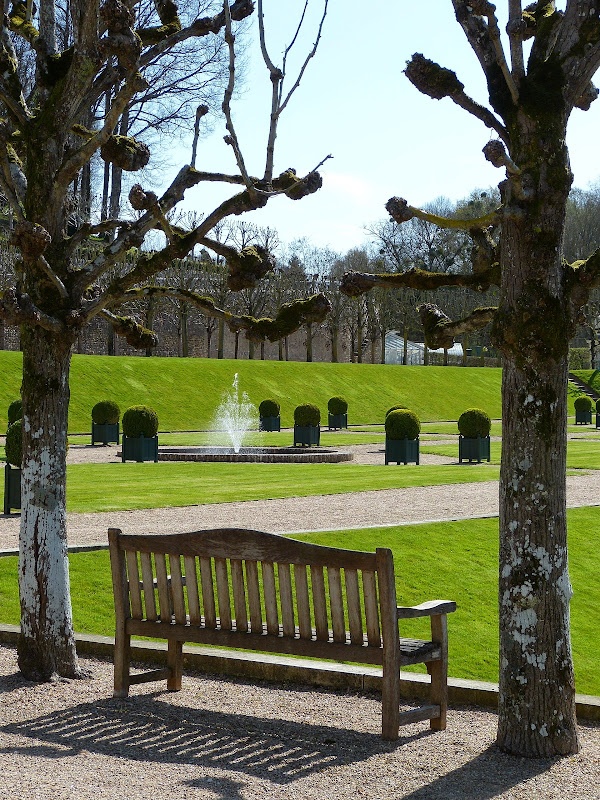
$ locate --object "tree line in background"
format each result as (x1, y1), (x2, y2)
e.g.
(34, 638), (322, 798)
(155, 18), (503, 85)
(2, 183), (600, 365)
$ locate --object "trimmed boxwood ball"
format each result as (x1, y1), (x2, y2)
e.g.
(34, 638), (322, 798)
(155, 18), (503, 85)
(574, 395), (592, 412)
(5, 419), (22, 467)
(328, 396), (348, 415)
(7, 399), (22, 425)
(386, 404), (407, 417)
(294, 403), (320, 427)
(385, 409), (420, 440)
(122, 405), (159, 438)
(259, 399), (280, 417)
(458, 408), (491, 438)
(92, 400), (120, 425)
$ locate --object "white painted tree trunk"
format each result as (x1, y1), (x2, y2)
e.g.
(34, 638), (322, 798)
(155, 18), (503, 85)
(17, 326), (80, 679)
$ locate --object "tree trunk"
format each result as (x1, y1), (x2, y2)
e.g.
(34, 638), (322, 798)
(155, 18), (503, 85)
(380, 328), (386, 364)
(278, 338), (284, 361)
(145, 296), (155, 357)
(248, 340), (255, 359)
(423, 340), (429, 366)
(206, 326), (212, 358)
(234, 331), (239, 359)
(306, 323), (313, 362)
(17, 326), (80, 679)
(218, 321), (225, 359)
(494, 124), (579, 755)
(330, 330), (338, 363)
(180, 304), (189, 358)
(284, 336), (289, 361)
(403, 324), (408, 365)
(260, 341), (265, 360)
(462, 335), (468, 367)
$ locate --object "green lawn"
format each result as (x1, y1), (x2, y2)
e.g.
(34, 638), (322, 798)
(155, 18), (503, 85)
(0, 507), (596, 694)
(63, 461), (499, 512)
(422, 438), (600, 469)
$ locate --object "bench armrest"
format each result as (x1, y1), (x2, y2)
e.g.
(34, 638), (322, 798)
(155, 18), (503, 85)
(396, 600), (457, 619)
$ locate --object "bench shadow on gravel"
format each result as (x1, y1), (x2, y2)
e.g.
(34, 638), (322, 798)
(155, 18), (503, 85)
(1, 692), (554, 794)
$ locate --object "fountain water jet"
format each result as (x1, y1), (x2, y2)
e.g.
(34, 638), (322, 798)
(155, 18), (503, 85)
(212, 373), (258, 453)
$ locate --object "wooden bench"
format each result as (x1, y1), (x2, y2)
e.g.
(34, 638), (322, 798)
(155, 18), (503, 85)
(108, 527), (456, 741)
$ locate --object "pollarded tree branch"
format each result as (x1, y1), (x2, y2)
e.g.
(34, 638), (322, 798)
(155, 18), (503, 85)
(340, 263), (501, 298)
(110, 286), (331, 343)
(405, 53), (509, 143)
(99, 309), (159, 350)
(0, 288), (64, 332)
(507, 0), (525, 79)
(385, 196), (501, 230)
(419, 302), (497, 350)
(0, 22), (31, 125)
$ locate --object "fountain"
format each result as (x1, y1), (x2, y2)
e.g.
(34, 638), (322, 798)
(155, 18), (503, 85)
(158, 373), (352, 464)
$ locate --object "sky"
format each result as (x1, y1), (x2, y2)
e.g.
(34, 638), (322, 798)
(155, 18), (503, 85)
(157, 1), (600, 256)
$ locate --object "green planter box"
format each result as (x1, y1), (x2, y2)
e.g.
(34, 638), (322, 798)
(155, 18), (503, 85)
(92, 421), (120, 445)
(3, 464), (21, 514)
(122, 434), (159, 463)
(259, 415), (280, 432)
(459, 435), (491, 463)
(385, 436), (419, 465)
(596, 413), (600, 429)
(294, 425), (320, 447)
(328, 412), (348, 430)
(575, 410), (592, 425)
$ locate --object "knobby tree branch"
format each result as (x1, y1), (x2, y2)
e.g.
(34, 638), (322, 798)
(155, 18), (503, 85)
(419, 302), (497, 350)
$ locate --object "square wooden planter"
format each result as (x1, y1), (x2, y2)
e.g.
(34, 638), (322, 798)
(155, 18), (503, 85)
(385, 437), (419, 465)
(122, 435), (159, 463)
(459, 435), (491, 463)
(328, 413), (348, 430)
(92, 421), (120, 445)
(259, 416), (280, 432)
(596, 413), (600, 429)
(4, 464), (21, 514)
(293, 425), (320, 447)
(575, 410), (592, 425)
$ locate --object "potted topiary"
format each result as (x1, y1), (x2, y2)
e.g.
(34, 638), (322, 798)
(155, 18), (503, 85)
(385, 404), (407, 417)
(7, 399), (22, 425)
(4, 418), (22, 513)
(458, 408), (491, 463)
(574, 395), (592, 425)
(596, 399), (600, 429)
(121, 405), (159, 462)
(259, 399), (281, 432)
(91, 400), (121, 445)
(328, 396), (348, 430)
(293, 403), (320, 446)
(385, 409), (420, 465)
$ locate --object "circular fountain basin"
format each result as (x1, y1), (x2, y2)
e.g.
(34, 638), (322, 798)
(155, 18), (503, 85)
(158, 446), (353, 464)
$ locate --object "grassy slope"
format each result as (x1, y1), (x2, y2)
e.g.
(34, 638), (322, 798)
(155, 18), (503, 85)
(0, 507), (596, 694)
(0, 350), (504, 432)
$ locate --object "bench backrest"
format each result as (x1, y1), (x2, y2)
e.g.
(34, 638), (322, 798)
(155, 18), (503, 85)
(109, 527), (398, 653)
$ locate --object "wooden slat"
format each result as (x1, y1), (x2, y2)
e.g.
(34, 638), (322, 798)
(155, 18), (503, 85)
(377, 547), (401, 741)
(294, 564), (312, 639)
(184, 556), (201, 626)
(230, 559), (248, 632)
(345, 568), (363, 645)
(278, 563), (295, 637)
(214, 557), (232, 630)
(311, 565), (329, 641)
(125, 549), (143, 619)
(199, 557), (216, 628)
(140, 552), (157, 621)
(154, 552), (171, 622)
(397, 704), (440, 726)
(169, 554), (187, 625)
(328, 567), (346, 643)
(245, 560), (262, 633)
(363, 570), (381, 647)
(261, 561), (279, 635)
(128, 668), (171, 686)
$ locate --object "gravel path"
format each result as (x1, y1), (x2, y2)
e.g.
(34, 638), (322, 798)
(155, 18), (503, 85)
(1, 443), (599, 550)
(0, 646), (598, 800)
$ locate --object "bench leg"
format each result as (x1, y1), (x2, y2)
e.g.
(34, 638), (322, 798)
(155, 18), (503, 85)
(114, 627), (131, 698)
(167, 639), (183, 691)
(381, 664), (400, 740)
(428, 614), (449, 730)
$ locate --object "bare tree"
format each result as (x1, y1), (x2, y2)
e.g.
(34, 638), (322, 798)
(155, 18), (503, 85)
(341, 1), (600, 757)
(0, 0), (330, 682)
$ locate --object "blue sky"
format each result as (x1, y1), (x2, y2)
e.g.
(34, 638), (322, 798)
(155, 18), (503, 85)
(162, 1), (600, 254)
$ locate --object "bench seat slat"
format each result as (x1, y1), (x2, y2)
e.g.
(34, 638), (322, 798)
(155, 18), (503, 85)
(363, 570), (381, 647)
(328, 567), (346, 643)
(199, 557), (216, 628)
(140, 552), (157, 621)
(154, 552), (171, 622)
(169, 554), (187, 625)
(294, 564), (312, 639)
(231, 559), (248, 633)
(215, 558), (232, 630)
(125, 549), (142, 619)
(262, 562), (279, 635)
(311, 565), (329, 641)
(278, 563), (295, 637)
(345, 569), (364, 645)
(245, 560), (262, 633)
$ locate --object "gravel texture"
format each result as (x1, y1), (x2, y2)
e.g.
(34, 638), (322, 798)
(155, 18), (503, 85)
(0, 646), (598, 800)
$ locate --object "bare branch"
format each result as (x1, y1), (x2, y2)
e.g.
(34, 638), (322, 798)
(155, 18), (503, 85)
(386, 196), (501, 230)
(404, 54), (509, 143)
(36, 256), (69, 299)
(99, 309), (159, 350)
(507, 0), (525, 79)
(0, 288), (64, 332)
(278, 1), (328, 116)
(419, 303), (497, 350)
(340, 263), (501, 298)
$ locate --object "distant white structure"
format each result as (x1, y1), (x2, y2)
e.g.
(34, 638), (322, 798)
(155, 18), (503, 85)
(385, 331), (464, 365)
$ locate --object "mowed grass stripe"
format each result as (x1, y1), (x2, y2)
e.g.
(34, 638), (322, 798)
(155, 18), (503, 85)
(64, 461), (499, 513)
(422, 438), (600, 469)
(0, 507), (596, 694)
